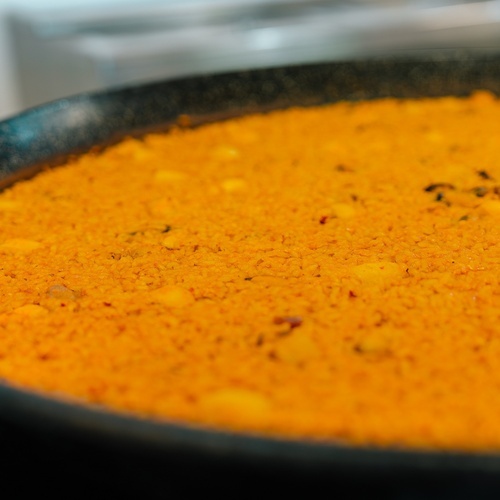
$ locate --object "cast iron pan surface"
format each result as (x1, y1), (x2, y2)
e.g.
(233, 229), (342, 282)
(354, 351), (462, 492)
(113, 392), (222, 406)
(1, 53), (500, 497)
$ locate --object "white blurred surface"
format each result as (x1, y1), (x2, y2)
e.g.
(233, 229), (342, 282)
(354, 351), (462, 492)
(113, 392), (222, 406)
(0, 4), (18, 119)
(0, 0), (155, 119)
(2, 1), (500, 120)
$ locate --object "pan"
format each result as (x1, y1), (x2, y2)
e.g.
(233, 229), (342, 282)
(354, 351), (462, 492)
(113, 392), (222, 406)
(1, 52), (500, 498)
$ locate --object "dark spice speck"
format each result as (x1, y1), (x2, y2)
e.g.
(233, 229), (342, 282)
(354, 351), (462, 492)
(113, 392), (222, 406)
(424, 182), (455, 192)
(478, 170), (493, 180)
(471, 186), (489, 197)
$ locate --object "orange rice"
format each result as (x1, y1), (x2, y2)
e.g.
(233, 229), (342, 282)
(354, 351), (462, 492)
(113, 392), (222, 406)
(0, 91), (499, 451)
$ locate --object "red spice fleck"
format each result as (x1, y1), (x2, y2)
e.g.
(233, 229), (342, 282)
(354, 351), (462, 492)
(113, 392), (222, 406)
(273, 316), (303, 329)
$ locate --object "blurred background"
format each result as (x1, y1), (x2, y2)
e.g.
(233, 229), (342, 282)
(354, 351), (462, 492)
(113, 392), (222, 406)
(1, 0), (500, 120)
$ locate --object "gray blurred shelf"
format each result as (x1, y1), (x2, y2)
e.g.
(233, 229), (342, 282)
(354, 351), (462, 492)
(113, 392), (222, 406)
(8, 0), (500, 109)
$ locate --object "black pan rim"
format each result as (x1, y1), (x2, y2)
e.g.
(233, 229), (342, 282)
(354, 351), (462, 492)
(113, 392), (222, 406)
(2, 379), (500, 476)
